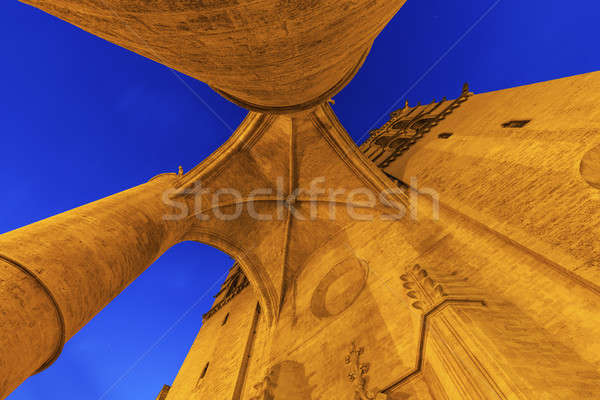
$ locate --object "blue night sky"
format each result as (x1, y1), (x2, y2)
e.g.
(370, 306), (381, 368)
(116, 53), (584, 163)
(1, 1), (598, 399)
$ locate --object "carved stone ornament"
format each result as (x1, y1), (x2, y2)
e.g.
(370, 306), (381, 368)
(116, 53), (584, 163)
(361, 83), (473, 169)
(345, 342), (388, 400)
(203, 266), (250, 320)
(400, 263), (447, 312)
(249, 374), (274, 400)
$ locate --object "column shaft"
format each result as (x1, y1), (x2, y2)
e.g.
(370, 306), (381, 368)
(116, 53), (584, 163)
(0, 174), (185, 399)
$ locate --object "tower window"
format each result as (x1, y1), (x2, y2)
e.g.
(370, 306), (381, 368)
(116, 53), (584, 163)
(502, 120), (530, 128)
(200, 362), (209, 379)
(195, 362), (210, 388)
(222, 313), (230, 326)
(438, 132), (453, 139)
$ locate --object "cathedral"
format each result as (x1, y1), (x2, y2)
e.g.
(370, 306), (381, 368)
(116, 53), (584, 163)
(1, 1), (599, 399)
(148, 74), (600, 399)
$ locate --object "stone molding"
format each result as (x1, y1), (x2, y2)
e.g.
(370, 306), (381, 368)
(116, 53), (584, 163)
(361, 83), (473, 168)
(0, 254), (65, 374)
(203, 279), (250, 321)
(380, 299), (487, 393)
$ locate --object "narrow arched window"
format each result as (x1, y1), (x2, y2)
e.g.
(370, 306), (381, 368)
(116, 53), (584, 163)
(222, 312), (230, 326)
(195, 362), (210, 389)
(200, 362), (209, 379)
(502, 119), (530, 128)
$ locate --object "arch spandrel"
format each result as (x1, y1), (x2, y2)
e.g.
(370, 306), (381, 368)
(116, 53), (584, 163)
(184, 231), (282, 328)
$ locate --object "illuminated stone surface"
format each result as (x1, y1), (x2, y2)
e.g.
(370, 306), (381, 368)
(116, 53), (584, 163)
(20, 0), (404, 111)
(2, 1), (600, 399)
(581, 143), (600, 189)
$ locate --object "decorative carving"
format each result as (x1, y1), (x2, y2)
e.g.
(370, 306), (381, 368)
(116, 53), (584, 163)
(249, 373), (275, 400)
(400, 264), (447, 312)
(249, 361), (316, 400)
(361, 83), (473, 169)
(203, 265), (250, 320)
(154, 384), (170, 400)
(345, 342), (388, 400)
(376, 264), (488, 394)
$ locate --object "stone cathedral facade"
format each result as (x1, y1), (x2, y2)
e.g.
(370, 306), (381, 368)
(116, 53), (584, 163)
(1, 1), (599, 399)
(148, 73), (600, 399)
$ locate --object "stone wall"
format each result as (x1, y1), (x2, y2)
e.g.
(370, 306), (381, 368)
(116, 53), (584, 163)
(160, 72), (600, 399)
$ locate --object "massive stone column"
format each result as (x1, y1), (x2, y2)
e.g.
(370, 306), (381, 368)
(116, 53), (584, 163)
(0, 174), (187, 398)
(19, 0), (406, 112)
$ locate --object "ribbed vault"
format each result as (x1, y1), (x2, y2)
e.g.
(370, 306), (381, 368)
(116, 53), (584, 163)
(177, 104), (407, 324)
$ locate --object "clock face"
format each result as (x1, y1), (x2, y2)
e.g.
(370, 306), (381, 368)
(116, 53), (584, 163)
(581, 143), (600, 189)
